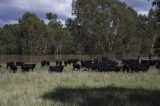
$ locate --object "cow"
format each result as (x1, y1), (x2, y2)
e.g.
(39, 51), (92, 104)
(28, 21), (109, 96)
(130, 63), (149, 72)
(156, 61), (160, 69)
(46, 61), (50, 66)
(102, 57), (109, 61)
(49, 65), (64, 73)
(89, 59), (98, 71)
(67, 59), (78, 65)
(73, 63), (80, 71)
(16, 61), (24, 67)
(7, 62), (15, 69)
(81, 60), (94, 69)
(122, 59), (132, 72)
(10, 65), (18, 73)
(97, 61), (120, 72)
(64, 60), (68, 66)
(122, 59), (149, 72)
(21, 64), (36, 72)
(122, 64), (130, 73)
(141, 59), (158, 66)
(91, 62), (99, 71)
(56, 60), (62, 66)
(41, 60), (50, 67)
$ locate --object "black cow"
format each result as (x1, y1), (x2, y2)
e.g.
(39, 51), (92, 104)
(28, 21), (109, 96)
(122, 59), (139, 65)
(41, 60), (50, 67)
(130, 63), (149, 72)
(122, 59), (132, 72)
(49, 65), (64, 73)
(16, 61), (24, 67)
(7, 62), (15, 69)
(122, 59), (149, 72)
(141, 59), (158, 66)
(67, 59), (78, 65)
(73, 63), (80, 71)
(122, 65), (130, 72)
(97, 61), (120, 72)
(21, 64), (36, 72)
(56, 60), (62, 66)
(64, 61), (68, 66)
(156, 61), (160, 69)
(46, 61), (50, 66)
(81, 60), (94, 69)
(102, 57), (109, 61)
(10, 65), (17, 73)
(91, 62), (99, 71)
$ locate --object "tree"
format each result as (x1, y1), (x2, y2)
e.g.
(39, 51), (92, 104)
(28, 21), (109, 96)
(46, 12), (72, 59)
(148, 0), (160, 57)
(149, 0), (160, 22)
(71, 0), (138, 58)
(149, 9), (160, 57)
(0, 24), (19, 54)
(19, 12), (47, 55)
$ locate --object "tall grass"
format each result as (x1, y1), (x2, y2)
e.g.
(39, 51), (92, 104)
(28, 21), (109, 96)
(0, 65), (160, 106)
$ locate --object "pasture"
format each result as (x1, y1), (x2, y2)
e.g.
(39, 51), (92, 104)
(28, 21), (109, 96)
(0, 64), (160, 106)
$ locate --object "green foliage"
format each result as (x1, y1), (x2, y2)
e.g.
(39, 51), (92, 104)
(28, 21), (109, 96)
(0, 12), (72, 55)
(71, 0), (139, 56)
(19, 12), (47, 54)
(0, 1), (159, 56)
(148, 9), (160, 56)
(0, 24), (19, 54)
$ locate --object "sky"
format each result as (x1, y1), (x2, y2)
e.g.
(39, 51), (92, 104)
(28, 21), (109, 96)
(0, 0), (153, 27)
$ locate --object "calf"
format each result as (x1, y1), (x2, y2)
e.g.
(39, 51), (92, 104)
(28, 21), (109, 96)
(73, 63), (80, 71)
(49, 65), (64, 73)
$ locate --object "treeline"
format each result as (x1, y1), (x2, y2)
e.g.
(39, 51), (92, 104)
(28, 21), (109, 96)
(0, 12), (72, 55)
(0, 0), (159, 56)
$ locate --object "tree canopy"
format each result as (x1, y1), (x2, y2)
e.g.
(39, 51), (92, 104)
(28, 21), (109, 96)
(0, 1), (159, 58)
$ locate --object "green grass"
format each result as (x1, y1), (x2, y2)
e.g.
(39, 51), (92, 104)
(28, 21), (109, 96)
(0, 65), (160, 106)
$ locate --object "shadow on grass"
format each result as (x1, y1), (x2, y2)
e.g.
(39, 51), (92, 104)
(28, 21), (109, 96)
(41, 87), (160, 106)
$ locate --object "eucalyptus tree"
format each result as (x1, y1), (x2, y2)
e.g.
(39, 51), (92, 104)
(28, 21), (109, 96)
(72, 0), (138, 57)
(65, 18), (86, 54)
(152, 0), (160, 21)
(0, 24), (20, 54)
(149, 9), (160, 56)
(19, 12), (47, 55)
(46, 12), (71, 58)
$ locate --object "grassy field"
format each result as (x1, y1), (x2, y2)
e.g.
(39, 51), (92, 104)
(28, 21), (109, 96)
(0, 64), (160, 106)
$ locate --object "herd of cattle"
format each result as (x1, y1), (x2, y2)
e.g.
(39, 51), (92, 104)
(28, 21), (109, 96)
(0, 58), (160, 73)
